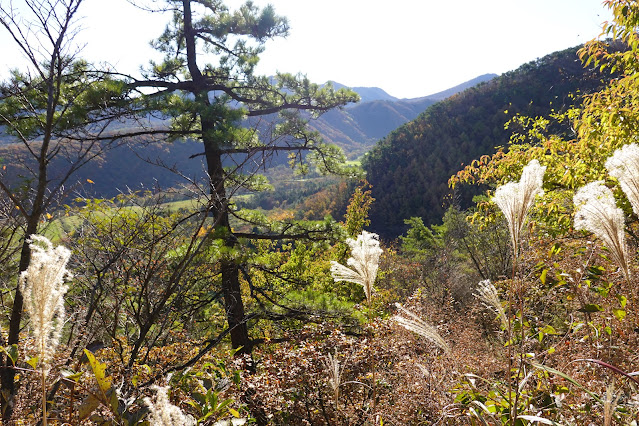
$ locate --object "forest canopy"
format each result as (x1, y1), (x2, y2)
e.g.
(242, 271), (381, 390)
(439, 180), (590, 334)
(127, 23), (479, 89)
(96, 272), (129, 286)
(363, 45), (615, 238)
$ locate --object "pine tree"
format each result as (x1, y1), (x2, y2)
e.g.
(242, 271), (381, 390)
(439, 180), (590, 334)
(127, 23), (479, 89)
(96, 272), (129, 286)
(129, 0), (359, 353)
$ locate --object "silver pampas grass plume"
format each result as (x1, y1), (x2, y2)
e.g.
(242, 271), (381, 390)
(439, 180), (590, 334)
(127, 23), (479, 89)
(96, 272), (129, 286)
(393, 303), (450, 354)
(605, 143), (639, 216)
(323, 349), (345, 407)
(20, 235), (72, 426)
(330, 231), (383, 303)
(19, 235), (72, 369)
(475, 280), (508, 330)
(492, 159), (546, 258)
(574, 181), (630, 280)
(144, 385), (196, 426)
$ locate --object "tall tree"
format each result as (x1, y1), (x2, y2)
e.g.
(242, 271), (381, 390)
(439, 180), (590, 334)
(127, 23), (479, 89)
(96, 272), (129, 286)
(0, 0), (130, 417)
(128, 0), (358, 354)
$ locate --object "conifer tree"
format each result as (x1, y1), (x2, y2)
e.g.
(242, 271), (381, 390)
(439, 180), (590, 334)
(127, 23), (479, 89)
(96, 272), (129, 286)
(128, 0), (359, 354)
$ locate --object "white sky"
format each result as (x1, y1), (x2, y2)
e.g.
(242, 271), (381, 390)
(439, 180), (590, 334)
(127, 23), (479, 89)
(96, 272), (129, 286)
(1, 0), (612, 99)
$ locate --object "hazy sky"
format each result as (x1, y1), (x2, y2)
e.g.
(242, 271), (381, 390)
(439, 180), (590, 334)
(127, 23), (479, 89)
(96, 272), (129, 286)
(1, 0), (612, 99)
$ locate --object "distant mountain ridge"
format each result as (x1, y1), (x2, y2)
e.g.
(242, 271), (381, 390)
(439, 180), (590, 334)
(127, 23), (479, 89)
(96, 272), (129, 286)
(312, 74), (497, 157)
(329, 83), (398, 103)
(423, 74), (500, 101)
(0, 74), (498, 199)
(332, 74), (497, 103)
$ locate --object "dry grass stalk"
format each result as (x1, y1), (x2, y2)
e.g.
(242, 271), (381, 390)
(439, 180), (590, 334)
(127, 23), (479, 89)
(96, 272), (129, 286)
(474, 280), (508, 330)
(492, 160), (545, 423)
(492, 159), (546, 258)
(603, 382), (620, 426)
(605, 143), (639, 216)
(323, 349), (345, 408)
(393, 303), (450, 354)
(330, 230), (383, 303)
(331, 231), (384, 417)
(19, 235), (72, 426)
(573, 181), (630, 281)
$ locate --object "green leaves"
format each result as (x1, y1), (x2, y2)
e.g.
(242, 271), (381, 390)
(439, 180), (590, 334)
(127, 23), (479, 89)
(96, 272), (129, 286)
(0, 63), (129, 140)
(613, 294), (628, 321)
(539, 268), (548, 285)
(171, 358), (245, 423)
(400, 217), (439, 256)
(612, 308), (627, 321)
(0, 345), (18, 366)
(150, 0), (288, 76)
(188, 388), (235, 422)
(578, 303), (603, 313)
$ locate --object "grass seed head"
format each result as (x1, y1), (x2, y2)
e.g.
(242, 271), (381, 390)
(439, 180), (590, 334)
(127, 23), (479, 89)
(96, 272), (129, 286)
(492, 159), (546, 258)
(574, 181), (630, 281)
(606, 143), (639, 217)
(393, 303), (450, 354)
(19, 235), (72, 369)
(330, 230), (383, 302)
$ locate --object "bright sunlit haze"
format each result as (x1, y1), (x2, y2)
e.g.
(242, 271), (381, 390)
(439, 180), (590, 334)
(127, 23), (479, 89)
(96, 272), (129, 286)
(0, 0), (613, 98)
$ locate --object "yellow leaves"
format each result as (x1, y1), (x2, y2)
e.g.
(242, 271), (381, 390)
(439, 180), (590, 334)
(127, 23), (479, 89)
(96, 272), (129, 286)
(270, 210), (294, 221)
(84, 349), (111, 394)
(82, 349), (119, 414)
(197, 225), (210, 238)
(86, 179), (94, 184)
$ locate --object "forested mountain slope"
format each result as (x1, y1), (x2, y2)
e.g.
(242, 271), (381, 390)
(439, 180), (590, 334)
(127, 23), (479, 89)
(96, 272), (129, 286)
(0, 77), (494, 199)
(362, 46), (613, 238)
(0, 139), (205, 199)
(319, 74), (496, 156)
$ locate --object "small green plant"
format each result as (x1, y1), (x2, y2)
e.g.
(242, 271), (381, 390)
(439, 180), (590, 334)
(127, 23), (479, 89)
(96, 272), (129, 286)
(79, 349), (148, 425)
(171, 359), (247, 424)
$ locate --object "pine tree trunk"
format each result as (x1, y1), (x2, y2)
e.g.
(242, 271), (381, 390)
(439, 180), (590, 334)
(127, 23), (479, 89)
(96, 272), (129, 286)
(221, 260), (251, 353)
(202, 116), (252, 354)
(181, 0), (252, 354)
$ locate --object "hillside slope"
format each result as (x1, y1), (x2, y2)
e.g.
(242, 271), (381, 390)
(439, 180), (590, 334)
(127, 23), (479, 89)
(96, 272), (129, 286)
(362, 46), (611, 238)
(0, 76), (495, 199)
(315, 74), (496, 157)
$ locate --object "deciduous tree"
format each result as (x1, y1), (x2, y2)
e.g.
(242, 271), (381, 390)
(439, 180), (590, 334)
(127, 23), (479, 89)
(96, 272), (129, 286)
(0, 0), (132, 416)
